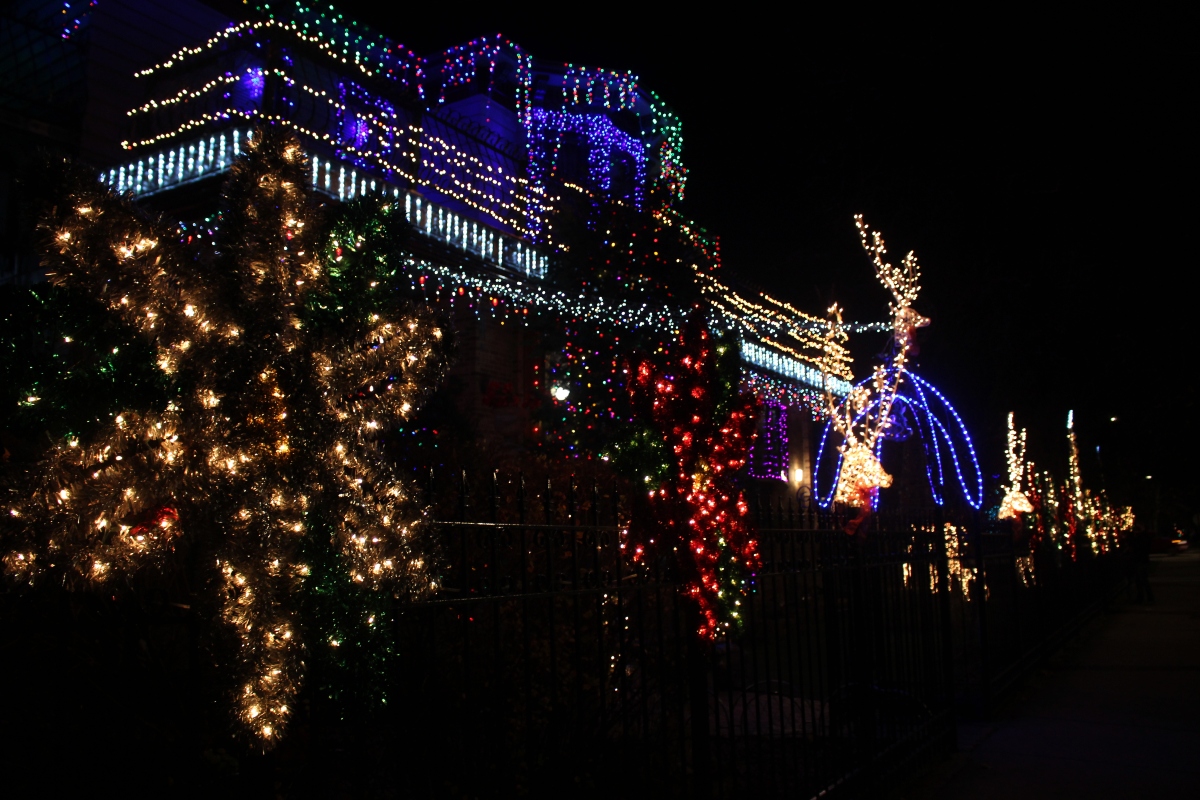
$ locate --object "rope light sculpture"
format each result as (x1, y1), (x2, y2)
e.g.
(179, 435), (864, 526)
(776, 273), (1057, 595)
(819, 215), (928, 510)
(813, 370), (984, 510)
(816, 216), (982, 513)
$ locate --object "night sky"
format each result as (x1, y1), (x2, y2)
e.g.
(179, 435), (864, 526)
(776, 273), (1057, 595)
(334, 4), (1192, 525)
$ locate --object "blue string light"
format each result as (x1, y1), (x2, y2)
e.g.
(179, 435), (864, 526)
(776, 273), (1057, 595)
(813, 370), (983, 509)
(525, 109), (647, 209)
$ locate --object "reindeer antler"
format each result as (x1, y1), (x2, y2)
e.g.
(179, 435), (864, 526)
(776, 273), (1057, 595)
(855, 214), (921, 311)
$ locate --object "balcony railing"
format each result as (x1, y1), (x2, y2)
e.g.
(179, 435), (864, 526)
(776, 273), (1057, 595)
(100, 127), (550, 279)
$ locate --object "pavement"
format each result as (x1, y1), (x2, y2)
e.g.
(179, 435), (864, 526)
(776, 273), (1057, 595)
(909, 551), (1200, 799)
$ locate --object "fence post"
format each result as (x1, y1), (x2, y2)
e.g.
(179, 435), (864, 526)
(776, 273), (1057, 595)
(970, 510), (990, 714)
(687, 634), (712, 798)
(490, 469), (499, 523)
(458, 468), (468, 522)
(935, 509), (958, 751)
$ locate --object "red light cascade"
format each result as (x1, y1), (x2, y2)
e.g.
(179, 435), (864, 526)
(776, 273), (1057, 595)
(627, 322), (761, 639)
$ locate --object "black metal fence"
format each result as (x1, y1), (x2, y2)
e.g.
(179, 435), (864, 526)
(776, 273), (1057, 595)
(384, 470), (1127, 798)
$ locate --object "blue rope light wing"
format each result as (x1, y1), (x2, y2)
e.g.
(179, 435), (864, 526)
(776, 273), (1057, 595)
(904, 373), (983, 508)
(813, 416), (843, 508)
(813, 370), (983, 509)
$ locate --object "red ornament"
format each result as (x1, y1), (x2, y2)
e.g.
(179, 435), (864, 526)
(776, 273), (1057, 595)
(627, 322), (761, 639)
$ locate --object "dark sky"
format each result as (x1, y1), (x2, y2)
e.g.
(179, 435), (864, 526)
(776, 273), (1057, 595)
(334, 4), (1192, 523)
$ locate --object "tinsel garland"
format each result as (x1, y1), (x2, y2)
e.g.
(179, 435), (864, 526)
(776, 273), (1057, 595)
(0, 127), (449, 745)
(0, 283), (167, 452)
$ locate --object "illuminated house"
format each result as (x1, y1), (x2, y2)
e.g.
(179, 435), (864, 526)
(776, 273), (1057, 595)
(18, 0), (855, 488)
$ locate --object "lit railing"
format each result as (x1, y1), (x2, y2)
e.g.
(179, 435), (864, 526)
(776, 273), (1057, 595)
(740, 340), (849, 395)
(100, 128), (550, 279)
(102, 129), (244, 197)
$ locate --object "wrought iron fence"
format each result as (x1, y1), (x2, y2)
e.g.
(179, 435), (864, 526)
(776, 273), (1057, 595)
(380, 470), (1128, 798)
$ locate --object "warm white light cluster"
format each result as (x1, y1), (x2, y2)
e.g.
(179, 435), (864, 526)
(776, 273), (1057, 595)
(855, 214), (927, 346)
(836, 441), (893, 506)
(902, 531), (939, 593)
(943, 523), (978, 599)
(1064, 411), (1128, 555)
(998, 412), (1033, 520)
(1016, 555), (1036, 588)
(1033, 466), (1062, 547)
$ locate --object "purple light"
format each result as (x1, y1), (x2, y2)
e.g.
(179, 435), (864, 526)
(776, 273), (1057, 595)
(245, 68), (265, 99)
(525, 109), (647, 208)
(748, 401), (788, 481)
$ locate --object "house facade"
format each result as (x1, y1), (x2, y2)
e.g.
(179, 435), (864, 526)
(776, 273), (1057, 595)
(6, 0), (856, 491)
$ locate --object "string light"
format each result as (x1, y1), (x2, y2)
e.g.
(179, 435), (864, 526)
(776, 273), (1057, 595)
(1062, 410), (1129, 557)
(747, 401), (789, 481)
(114, 206), (864, 407)
(742, 371), (825, 418)
(654, 208), (719, 269)
(563, 64), (639, 111)
(699, 267), (855, 391)
(46, 0), (97, 41)
(943, 523), (978, 599)
(648, 92), (686, 203)
(106, 0), (699, 332)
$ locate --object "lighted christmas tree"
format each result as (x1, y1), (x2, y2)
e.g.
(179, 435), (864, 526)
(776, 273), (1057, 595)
(998, 412), (1034, 521)
(1, 128), (448, 744)
(619, 321), (760, 639)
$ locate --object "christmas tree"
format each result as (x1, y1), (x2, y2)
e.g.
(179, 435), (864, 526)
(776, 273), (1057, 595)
(1, 128), (448, 744)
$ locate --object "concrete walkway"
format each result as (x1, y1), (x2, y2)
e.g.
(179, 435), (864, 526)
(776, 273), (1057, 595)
(912, 552), (1200, 799)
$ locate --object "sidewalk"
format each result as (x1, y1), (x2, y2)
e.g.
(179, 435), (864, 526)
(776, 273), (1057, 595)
(912, 551), (1200, 799)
